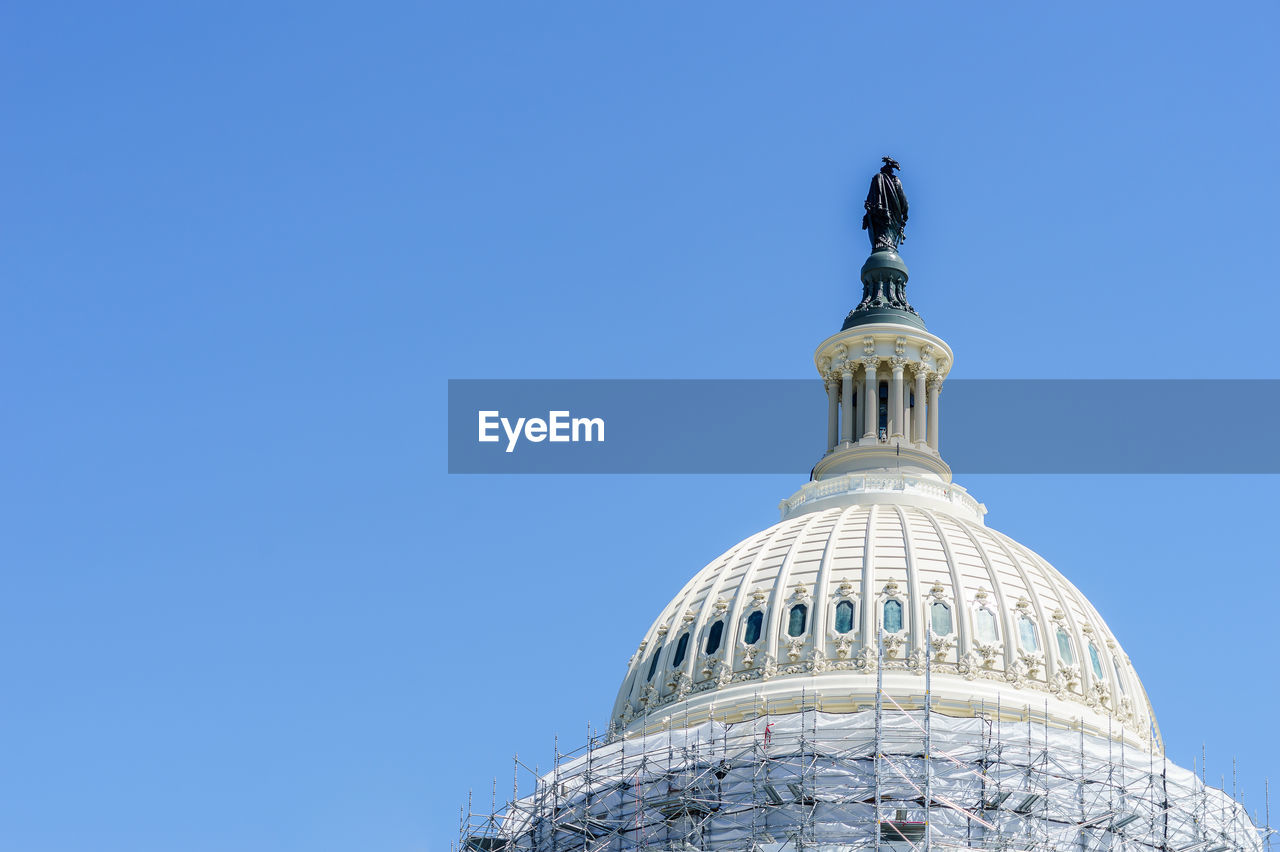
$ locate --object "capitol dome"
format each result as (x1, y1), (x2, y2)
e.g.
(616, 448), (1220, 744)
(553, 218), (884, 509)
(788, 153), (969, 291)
(460, 165), (1263, 852)
(611, 481), (1158, 749)
(608, 268), (1157, 752)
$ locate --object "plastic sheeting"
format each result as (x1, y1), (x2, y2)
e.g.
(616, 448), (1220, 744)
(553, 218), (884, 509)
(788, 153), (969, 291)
(463, 710), (1263, 852)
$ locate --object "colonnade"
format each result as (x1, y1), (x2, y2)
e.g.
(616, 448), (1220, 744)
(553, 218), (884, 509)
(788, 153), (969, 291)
(824, 358), (942, 454)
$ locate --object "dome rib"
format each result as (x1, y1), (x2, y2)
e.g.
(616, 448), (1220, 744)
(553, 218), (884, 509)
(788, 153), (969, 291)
(762, 511), (829, 676)
(914, 506), (972, 661)
(808, 506), (849, 655)
(858, 505), (878, 648)
(893, 505), (924, 660)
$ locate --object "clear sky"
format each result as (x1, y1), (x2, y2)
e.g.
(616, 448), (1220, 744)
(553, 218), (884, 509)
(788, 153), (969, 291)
(3, 3), (1279, 851)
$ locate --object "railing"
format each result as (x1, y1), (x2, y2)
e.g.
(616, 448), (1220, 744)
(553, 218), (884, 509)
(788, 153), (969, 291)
(780, 473), (986, 521)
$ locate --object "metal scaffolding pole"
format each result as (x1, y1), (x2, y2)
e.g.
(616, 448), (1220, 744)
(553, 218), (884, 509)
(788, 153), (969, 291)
(924, 628), (933, 852)
(875, 627), (884, 852)
(458, 699), (1265, 852)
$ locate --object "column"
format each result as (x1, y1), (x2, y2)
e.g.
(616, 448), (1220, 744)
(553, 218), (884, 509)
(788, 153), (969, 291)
(839, 367), (855, 447)
(826, 374), (839, 453)
(890, 358), (906, 438)
(914, 366), (928, 446)
(926, 374), (942, 451)
(862, 358), (879, 439)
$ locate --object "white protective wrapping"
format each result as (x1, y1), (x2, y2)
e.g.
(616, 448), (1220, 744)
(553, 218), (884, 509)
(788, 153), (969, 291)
(465, 710), (1262, 852)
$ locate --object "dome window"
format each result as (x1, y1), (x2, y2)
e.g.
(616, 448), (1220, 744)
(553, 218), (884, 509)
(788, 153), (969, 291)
(1056, 628), (1075, 665)
(705, 620), (724, 655)
(974, 608), (999, 643)
(787, 604), (808, 637)
(1112, 658), (1127, 695)
(883, 599), (904, 633)
(646, 646), (663, 681)
(930, 602), (953, 637)
(878, 381), (889, 436)
(1017, 616), (1039, 652)
(1088, 643), (1104, 680)
(834, 600), (855, 634)
(744, 611), (763, 645)
(672, 633), (690, 668)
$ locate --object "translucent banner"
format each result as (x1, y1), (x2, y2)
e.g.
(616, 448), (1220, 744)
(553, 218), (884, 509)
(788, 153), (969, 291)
(447, 380), (1280, 473)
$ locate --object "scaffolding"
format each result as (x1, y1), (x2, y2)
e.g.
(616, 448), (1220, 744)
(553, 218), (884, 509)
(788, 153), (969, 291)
(458, 634), (1271, 852)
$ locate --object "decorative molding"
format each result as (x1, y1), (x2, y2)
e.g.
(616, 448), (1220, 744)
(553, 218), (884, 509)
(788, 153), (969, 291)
(1019, 648), (1046, 680)
(974, 640), (1003, 669)
(811, 647), (828, 674)
(1005, 657), (1029, 688)
(958, 650), (983, 680)
(699, 655), (721, 681)
(931, 634), (956, 661)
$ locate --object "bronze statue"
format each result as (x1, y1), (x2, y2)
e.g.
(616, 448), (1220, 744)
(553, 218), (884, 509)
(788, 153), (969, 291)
(862, 156), (908, 253)
(841, 156), (922, 330)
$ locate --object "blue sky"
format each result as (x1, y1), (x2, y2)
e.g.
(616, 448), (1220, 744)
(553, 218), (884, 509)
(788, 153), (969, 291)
(3, 3), (1278, 851)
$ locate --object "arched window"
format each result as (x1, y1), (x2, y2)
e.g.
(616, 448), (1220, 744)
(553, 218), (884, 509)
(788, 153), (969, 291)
(672, 633), (689, 668)
(1018, 616), (1039, 652)
(834, 600), (855, 634)
(647, 646), (663, 681)
(1056, 628), (1075, 665)
(744, 611), (763, 645)
(1088, 643), (1104, 680)
(1112, 657), (1127, 695)
(930, 601), (953, 636)
(787, 604), (808, 637)
(975, 608), (999, 643)
(878, 381), (889, 435)
(705, 620), (724, 655)
(883, 599), (904, 633)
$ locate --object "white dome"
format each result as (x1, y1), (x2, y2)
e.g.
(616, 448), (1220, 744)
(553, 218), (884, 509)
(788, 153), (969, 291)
(611, 483), (1158, 750)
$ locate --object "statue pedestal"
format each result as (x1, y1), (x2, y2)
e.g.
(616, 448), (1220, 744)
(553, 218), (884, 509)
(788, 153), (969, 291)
(842, 250), (924, 331)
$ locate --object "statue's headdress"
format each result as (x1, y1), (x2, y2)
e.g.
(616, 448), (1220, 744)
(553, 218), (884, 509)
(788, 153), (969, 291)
(881, 156), (901, 172)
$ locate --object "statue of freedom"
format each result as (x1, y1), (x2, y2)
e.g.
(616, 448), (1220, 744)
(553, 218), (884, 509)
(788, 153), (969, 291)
(862, 156), (908, 253)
